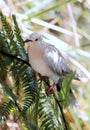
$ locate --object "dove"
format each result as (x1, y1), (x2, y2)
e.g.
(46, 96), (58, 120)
(25, 33), (79, 105)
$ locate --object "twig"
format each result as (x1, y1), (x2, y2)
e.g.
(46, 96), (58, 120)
(53, 92), (68, 130)
(14, 100), (22, 112)
(0, 50), (30, 67)
(43, 80), (68, 130)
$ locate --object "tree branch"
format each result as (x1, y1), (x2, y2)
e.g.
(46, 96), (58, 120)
(53, 92), (68, 130)
(0, 50), (30, 67)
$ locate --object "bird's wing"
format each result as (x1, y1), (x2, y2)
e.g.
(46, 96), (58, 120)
(44, 44), (72, 77)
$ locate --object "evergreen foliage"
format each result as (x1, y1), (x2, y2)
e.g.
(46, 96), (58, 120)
(0, 11), (75, 130)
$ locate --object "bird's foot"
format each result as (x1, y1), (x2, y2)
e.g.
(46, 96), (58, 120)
(38, 73), (44, 80)
(38, 73), (56, 93)
(46, 83), (56, 93)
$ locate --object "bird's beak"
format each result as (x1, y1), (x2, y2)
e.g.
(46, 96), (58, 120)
(24, 39), (32, 43)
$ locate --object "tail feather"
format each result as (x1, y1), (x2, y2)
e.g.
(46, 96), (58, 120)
(69, 89), (78, 107)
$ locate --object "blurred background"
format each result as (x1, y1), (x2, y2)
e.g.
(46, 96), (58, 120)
(0, 0), (90, 130)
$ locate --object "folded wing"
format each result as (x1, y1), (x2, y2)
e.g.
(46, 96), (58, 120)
(44, 44), (72, 78)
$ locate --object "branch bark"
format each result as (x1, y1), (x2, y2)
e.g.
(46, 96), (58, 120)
(0, 50), (30, 67)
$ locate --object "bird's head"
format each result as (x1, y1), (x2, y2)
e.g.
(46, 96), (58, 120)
(24, 33), (42, 44)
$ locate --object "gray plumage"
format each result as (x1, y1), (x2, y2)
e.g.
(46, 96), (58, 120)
(26, 33), (79, 106)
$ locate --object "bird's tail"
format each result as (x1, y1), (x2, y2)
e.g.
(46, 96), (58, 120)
(69, 89), (78, 107)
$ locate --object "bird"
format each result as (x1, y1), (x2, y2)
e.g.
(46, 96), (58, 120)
(25, 32), (79, 105)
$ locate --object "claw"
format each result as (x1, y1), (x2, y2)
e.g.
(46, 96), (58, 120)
(45, 83), (56, 93)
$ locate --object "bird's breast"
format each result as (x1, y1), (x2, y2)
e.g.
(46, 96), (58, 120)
(27, 45), (51, 76)
(27, 44), (60, 83)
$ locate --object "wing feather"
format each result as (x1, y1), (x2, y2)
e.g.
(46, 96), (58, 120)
(44, 44), (72, 77)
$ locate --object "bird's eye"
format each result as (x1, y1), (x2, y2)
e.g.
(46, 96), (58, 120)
(35, 38), (38, 41)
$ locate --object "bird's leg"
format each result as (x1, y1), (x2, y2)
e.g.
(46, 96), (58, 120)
(45, 82), (56, 93)
(38, 73), (56, 93)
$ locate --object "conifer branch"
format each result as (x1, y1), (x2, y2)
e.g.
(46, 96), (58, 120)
(0, 50), (30, 67)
